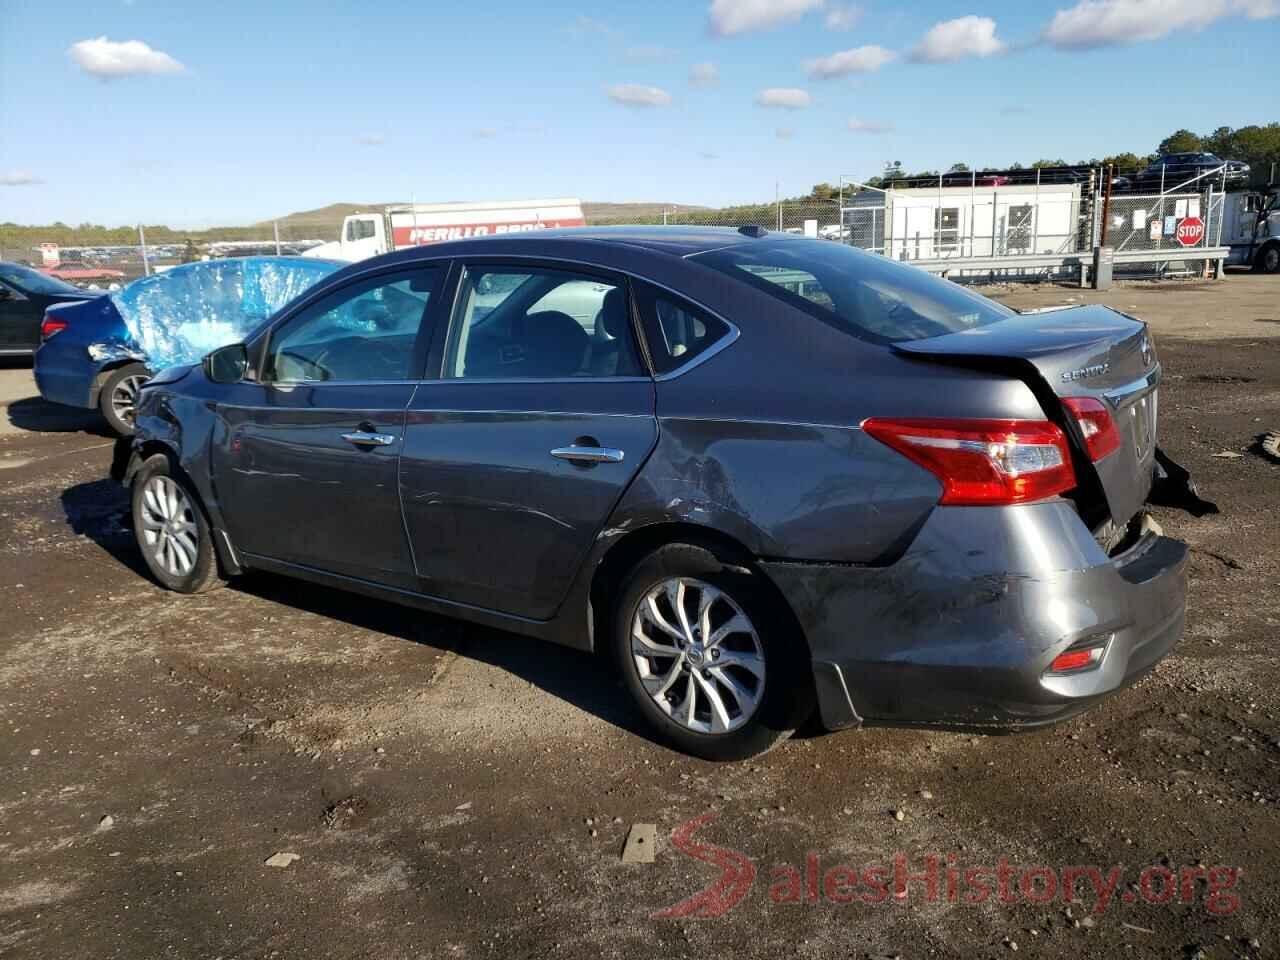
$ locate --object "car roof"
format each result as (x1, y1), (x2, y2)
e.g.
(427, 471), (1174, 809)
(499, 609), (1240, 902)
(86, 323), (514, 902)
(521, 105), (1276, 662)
(375, 225), (777, 264)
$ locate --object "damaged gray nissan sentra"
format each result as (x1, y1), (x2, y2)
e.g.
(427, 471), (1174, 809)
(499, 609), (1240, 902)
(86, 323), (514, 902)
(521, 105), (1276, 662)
(113, 227), (1190, 760)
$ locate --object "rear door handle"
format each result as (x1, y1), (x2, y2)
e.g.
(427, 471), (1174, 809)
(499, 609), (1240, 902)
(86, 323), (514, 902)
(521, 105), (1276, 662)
(342, 431), (397, 447)
(551, 445), (625, 464)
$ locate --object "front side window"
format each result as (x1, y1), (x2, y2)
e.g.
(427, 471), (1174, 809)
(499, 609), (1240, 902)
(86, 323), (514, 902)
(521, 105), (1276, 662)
(444, 266), (642, 379)
(265, 267), (442, 382)
(693, 239), (1014, 344)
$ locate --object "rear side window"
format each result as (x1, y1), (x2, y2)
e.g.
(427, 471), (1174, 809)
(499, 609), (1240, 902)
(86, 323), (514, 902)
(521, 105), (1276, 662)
(692, 239), (1013, 344)
(634, 284), (732, 375)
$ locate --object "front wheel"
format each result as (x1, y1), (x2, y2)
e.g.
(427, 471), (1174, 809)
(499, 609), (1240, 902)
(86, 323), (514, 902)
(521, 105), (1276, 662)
(1255, 243), (1280, 275)
(99, 363), (150, 436)
(611, 543), (813, 761)
(131, 456), (225, 594)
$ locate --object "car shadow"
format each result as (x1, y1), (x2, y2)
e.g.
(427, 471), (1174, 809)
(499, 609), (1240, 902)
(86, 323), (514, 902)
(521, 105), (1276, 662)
(233, 572), (659, 745)
(58, 477), (661, 747)
(7, 395), (112, 435)
(59, 478), (152, 578)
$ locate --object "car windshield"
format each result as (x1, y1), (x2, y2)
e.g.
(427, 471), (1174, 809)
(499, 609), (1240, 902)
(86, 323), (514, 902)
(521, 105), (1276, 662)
(0, 262), (83, 296)
(692, 239), (1015, 343)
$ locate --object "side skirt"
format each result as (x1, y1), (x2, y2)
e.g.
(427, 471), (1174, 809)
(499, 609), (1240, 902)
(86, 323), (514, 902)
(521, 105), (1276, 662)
(238, 552), (579, 646)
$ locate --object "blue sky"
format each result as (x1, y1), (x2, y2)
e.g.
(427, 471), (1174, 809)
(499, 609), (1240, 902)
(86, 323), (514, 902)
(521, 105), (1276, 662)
(1, 0), (1276, 227)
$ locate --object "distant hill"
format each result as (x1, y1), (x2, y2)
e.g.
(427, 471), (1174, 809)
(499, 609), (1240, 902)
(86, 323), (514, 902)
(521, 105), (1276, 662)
(262, 200), (708, 234)
(259, 203), (400, 233)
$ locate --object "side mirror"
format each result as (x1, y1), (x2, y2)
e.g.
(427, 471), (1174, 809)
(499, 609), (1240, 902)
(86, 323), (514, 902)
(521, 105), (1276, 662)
(0, 286), (13, 301)
(203, 343), (249, 384)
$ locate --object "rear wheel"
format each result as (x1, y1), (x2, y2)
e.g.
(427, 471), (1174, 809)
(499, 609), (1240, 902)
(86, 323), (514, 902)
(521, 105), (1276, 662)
(99, 363), (150, 436)
(131, 456), (225, 594)
(611, 543), (813, 761)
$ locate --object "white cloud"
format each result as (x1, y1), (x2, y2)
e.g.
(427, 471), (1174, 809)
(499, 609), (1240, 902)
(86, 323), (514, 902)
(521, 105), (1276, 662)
(776, 127), (796, 140)
(689, 61), (720, 86)
(606, 84), (673, 107)
(1043, 0), (1274, 49)
(709, 0), (825, 36)
(909, 16), (1005, 63)
(848, 118), (894, 134)
(755, 87), (812, 109)
(700, 151), (721, 160)
(472, 128), (498, 139)
(804, 44), (896, 78)
(67, 36), (185, 79)
(355, 133), (385, 146)
(1, 171), (43, 186)
(1237, 0), (1279, 17)
(825, 4), (864, 29)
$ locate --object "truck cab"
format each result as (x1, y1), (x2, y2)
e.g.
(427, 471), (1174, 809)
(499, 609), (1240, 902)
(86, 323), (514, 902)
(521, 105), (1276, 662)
(338, 214), (388, 260)
(1223, 187), (1279, 273)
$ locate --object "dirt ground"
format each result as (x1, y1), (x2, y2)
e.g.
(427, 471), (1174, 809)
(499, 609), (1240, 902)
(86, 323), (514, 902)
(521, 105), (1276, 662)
(1, 274), (1277, 960)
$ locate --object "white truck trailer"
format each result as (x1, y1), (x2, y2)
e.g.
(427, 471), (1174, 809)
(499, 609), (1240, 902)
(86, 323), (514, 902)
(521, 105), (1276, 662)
(303, 198), (587, 262)
(1221, 185), (1279, 273)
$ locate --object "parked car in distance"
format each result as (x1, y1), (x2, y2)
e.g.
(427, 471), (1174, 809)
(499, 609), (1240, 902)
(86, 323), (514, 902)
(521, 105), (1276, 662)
(36, 256), (340, 435)
(116, 227), (1188, 760)
(0, 261), (103, 357)
(1112, 153), (1250, 192)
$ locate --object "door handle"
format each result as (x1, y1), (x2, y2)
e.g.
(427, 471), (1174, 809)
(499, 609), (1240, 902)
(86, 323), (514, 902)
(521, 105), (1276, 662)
(551, 445), (625, 464)
(341, 431), (397, 447)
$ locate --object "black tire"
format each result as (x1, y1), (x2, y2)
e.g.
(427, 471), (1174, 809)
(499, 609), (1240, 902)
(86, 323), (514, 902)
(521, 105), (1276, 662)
(611, 542), (814, 761)
(99, 363), (150, 436)
(1255, 243), (1280, 275)
(131, 454), (225, 594)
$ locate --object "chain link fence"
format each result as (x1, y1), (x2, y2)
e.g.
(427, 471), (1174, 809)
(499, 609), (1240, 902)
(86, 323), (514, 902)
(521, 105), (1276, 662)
(1098, 190), (1225, 276)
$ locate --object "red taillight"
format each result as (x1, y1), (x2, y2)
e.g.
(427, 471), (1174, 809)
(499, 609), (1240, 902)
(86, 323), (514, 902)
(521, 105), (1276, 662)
(1062, 397), (1121, 461)
(41, 317), (68, 340)
(863, 418), (1076, 506)
(1048, 645), (1104, 673)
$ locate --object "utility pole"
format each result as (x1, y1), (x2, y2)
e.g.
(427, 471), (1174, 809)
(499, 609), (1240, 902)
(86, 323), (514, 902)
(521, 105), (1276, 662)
(273, 220), (282, 256)
(138, 224), (151, 277)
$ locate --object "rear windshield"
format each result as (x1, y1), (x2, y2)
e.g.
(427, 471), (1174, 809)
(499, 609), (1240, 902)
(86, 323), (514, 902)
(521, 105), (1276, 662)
(691, 239), (1014, 343)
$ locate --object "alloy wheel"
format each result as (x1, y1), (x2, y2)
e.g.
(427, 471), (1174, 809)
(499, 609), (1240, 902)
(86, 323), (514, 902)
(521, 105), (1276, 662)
(630, 577), (766, 735)
(139, 475), (199, 577)
(111, 374), (147, 425)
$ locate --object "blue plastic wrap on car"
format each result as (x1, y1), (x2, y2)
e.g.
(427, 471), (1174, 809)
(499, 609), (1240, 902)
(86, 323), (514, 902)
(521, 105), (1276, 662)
(109, 257), (340, 368)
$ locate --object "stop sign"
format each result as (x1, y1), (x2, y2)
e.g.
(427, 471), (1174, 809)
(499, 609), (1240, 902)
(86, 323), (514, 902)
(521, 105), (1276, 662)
(1176, 216), (1205, 247)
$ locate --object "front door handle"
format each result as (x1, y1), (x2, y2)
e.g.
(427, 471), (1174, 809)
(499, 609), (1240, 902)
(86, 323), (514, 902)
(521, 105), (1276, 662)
(341, 431), (396, 447)
(551, 445), (625, 464)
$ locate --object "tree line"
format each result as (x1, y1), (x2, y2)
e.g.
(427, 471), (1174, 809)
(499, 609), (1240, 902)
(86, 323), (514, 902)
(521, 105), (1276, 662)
(799, 123), (1279, 197)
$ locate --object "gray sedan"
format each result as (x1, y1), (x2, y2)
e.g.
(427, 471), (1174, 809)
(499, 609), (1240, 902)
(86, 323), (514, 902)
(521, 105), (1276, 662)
(114, 227), (1187, 760)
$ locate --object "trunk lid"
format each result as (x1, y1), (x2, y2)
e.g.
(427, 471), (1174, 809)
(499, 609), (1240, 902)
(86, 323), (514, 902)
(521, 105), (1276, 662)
(893, 304), (1160, 526)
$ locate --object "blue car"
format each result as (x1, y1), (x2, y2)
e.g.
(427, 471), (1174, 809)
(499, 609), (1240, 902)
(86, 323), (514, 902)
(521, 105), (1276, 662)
(35, 257), (340, 435)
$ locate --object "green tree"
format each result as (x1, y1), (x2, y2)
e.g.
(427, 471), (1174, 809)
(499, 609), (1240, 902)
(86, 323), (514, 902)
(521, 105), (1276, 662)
(948, 163), (970, 173)
(1157, 129), (1202, 156)
(1031, 159), (1067, 168)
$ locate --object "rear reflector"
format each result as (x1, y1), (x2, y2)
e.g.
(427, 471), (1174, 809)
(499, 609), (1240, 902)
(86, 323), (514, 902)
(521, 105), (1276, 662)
(40, 317), (68, 340)
(1062, 397), (1121, 461)
(1048, 645), (1104, 673)
(862, 418), (1075, 506)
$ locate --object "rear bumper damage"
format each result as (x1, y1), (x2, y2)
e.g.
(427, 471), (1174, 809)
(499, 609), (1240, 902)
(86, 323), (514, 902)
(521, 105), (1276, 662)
(764, 497), (1188, 732)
